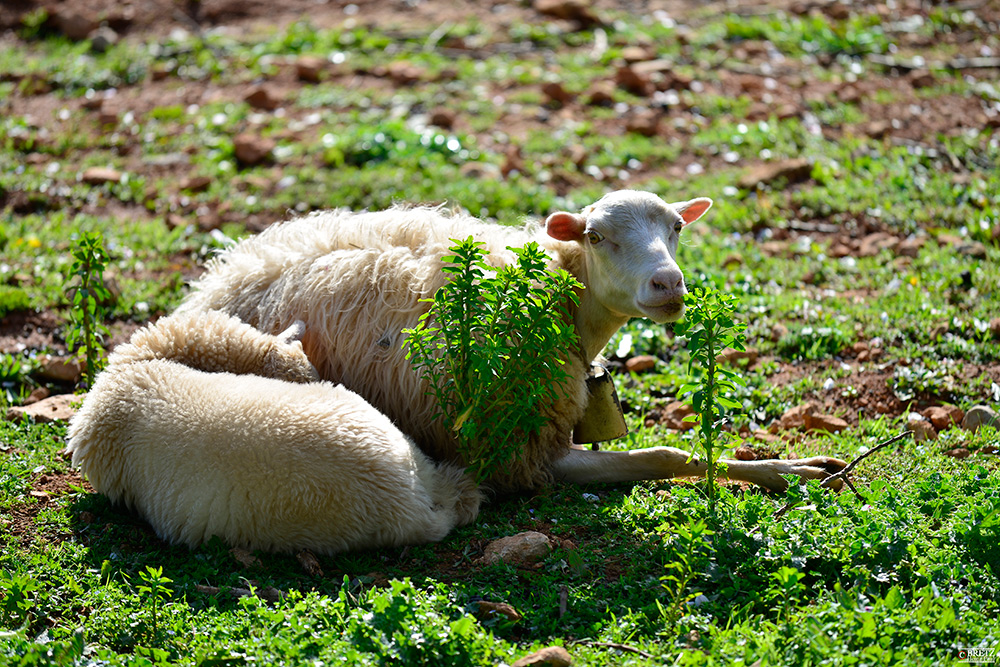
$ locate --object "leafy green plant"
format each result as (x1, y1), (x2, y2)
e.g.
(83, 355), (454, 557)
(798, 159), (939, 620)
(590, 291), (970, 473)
(0, 570), (39, 628)
(674, 287), (747, 512)
(658, 518), (713, 628)
(133, 565), (172, 642)
(404, 237), (583, 484)
(64, 232), (111, 388)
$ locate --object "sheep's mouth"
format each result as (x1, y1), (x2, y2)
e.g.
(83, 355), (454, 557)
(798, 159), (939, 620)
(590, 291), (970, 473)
(640, 298), (685, 322)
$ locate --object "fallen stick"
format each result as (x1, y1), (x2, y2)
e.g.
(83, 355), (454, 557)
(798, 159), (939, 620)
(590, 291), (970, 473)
(773, 430), (913, 518)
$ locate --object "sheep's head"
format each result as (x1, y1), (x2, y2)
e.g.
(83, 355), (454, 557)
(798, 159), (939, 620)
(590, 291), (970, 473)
(545, 190), (711, 323)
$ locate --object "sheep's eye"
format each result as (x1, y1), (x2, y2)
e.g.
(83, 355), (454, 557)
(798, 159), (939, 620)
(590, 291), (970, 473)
(586, 230), (604, 244)
(673, 221), (683, 233)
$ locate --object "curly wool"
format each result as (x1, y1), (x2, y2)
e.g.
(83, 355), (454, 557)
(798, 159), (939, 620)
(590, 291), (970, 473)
(178, 206), (591, 493)
(66, 311), (481, 554)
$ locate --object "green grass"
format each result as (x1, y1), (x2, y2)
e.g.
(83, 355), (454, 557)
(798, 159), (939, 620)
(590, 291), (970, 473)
(1, 4), (999, 665)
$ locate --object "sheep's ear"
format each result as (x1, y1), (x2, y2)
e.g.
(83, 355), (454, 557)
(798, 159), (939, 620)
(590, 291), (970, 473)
(674, 197), (713, 225)
(545, 212), (587, 242)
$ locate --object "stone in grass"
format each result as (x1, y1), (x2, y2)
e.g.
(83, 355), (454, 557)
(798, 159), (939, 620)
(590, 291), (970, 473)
(661, 401), (696, 431)
(295, 56), (326, 83)
(233, 134), (275, 167)
(921, 405), (964, 431)
(625, 355), (657, 373)
(906, 413), (937, 442)
(7, 394), (78, 424)
(480, 531), (552, 567)
(803, 413), (849, 434)
(778, 402), (816, 430)
(36, 354), (83, 384)
(512, 646), (573, 667)
(962, 405), (999, 432)
(81, 166), (123, 185)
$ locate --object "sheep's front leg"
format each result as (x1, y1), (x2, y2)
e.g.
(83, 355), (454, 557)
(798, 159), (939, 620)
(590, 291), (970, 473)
(550, 446), (847, 493)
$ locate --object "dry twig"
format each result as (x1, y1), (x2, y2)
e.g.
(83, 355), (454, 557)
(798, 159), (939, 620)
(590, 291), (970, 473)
(571, 640), (654, 659)
(773, 430), (913, 518)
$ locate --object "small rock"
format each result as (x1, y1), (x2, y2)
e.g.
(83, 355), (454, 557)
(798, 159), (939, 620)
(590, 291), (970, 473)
(481, 531), (552, 567)
(615, 65), (653, 97)
(661, 400), (696, 431)
(37, 355), (84, 384)
(386, 62), (425, 85)
(865, 120), (891, 139)
(895, 236), (925, 257)
(962, 405), (999, 432)
(737, 158), (813, 190)
(512, 646), (573, 667)
(49, 9), (97, 41)
(771, 323), (789, 342)
(296, 550), (324, 577)
(23, 386), (51, 406)
(823, 1), (851, 20)
(566, 144), (588, 167)
(906, 413), (937, 442)
(7, 394), (78, 424)
(295, 56), (326, 83)
(179, 175), (212, 193)
(534, 0), (601, 28)
(626, 109), (660, 137)
(856, 232), (898, 258)
(803, 413), (849, 434)
(244, 86), (281, 111)
(81, 166), (123, 185)
(944, 447), (971, 460)
(89, 26), (119, 53)
(233, 134), (275, 167)
(722, 253), (743, 268)
(779, 402), (817, 430)
(585, 81), (615, 107)
(908, 69), (935, 89)
(989, 318), (1000, 339)
(459, 162), (502, 180)
(429, 108), (457, 129)
(621, 46), (654, 63)
(475, 601), (522, 623)
(542, 81), (574, 106)
(625, 355), (657, 373)
(921, 405), (964, 430)
(733, 445), (757, 461)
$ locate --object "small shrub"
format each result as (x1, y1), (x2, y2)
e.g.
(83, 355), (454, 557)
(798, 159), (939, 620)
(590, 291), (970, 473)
(65, 232), (112, 388)
(675, 287), (747, 512)
(404, 237), (582, 484)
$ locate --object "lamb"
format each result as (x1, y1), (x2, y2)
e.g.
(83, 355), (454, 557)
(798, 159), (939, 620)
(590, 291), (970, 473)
(66, 310), (481, 554)
(177, 189), (847, 494)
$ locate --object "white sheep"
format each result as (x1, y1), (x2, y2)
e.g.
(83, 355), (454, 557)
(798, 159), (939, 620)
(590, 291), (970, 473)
(66, 310), (481, 554)
(178, 190), (847, 494)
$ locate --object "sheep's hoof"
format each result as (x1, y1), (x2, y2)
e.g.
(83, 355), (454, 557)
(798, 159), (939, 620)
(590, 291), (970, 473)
(793, 455), (848, 491)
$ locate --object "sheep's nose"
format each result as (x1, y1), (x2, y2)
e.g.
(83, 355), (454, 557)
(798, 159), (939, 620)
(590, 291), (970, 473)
(651, 267), (685, 295)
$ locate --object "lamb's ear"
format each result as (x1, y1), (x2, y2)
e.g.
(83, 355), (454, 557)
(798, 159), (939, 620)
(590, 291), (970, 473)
(277, 320), (307, 344)
(674, 197), (713, 225)
(545, 212), (587, 242)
